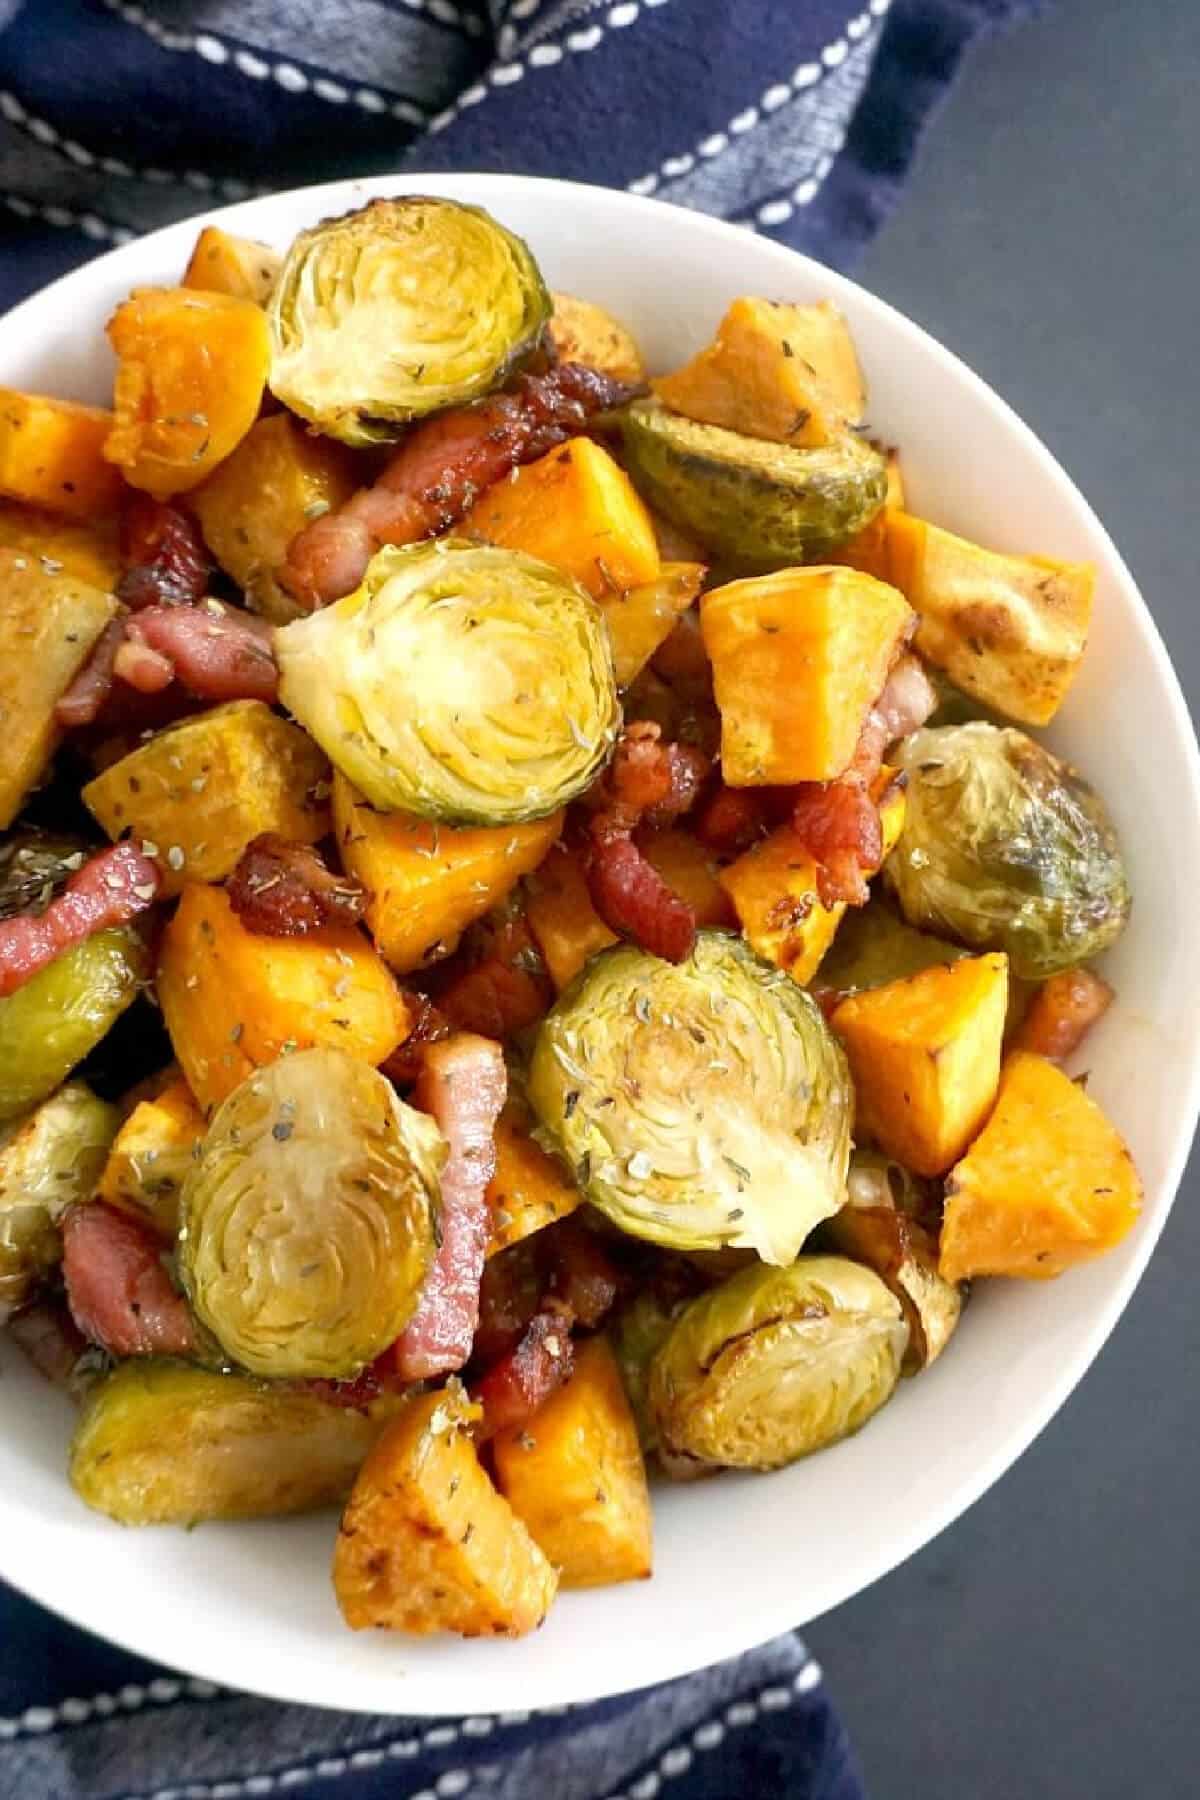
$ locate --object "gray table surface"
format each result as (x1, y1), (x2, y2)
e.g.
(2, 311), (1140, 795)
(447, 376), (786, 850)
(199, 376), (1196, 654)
(806, 2), (1199, 1795)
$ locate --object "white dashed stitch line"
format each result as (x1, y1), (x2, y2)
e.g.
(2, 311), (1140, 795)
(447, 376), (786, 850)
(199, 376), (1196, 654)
(605, 1664), (824, 1800)
(0, 1674), (216, 1742)
(0, 89), (252, 198)
(3, 193), (130, 242)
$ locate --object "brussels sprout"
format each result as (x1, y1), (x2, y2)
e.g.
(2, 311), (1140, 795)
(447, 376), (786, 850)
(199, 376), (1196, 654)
(887, 723), (1131, 980)
(844, 1146), (940, 1226)
(621, 398), (886, 567)
(0, 1083), (119, 1322)
(0, 928), (147, 1123)
(609, 1287), (691, 1453)
(528, 932), (852, 1266)
(648, 1256), (907, 1470)
(817, 898), (967, 1000)
(0, 831), (88, 921)
(179, 1047), (442, 1379)
(268, 196), (551, 444)
(275, 540), (620, 825)
(69, 1358), (405, 1524)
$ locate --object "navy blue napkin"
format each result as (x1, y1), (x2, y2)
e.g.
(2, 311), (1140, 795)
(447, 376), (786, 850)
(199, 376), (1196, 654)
(0, 2), (1033, 1795)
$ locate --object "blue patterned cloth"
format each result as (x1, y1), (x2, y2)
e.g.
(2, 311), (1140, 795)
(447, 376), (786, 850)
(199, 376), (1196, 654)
(0, 2), (1032, 1794)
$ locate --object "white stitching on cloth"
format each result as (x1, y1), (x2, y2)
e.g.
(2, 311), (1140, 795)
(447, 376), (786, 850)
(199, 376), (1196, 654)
(625, 1), (886, 197)
(0, 89), (255, 200)
(2, 192), (133, 243)
(729, 137), (847, 232)
(0, 1678), (218, 1743)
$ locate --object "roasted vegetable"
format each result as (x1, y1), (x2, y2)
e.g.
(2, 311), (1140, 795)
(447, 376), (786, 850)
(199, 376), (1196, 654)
(701, 565), (914, 784)
(940, 1050), (1141, 1282)
(333, 1384), (558, 1636)
(524, 843), (618, 991)
(157, 883), (410, 1112)
(0, 927), (146, 1123)
(191, 415), (357, 624)
(609, 1285), (692, 1452)
(70, 1359), (403, 1524)
(0, 388), (124, 519)
(0, 833), (89, 921)
(494, 1337), (653, 1588)
(82, 701), (330, 898)
(816, 897), (966, 998)
(888, 723), (1130, 979)
(0, 549), (120, 828)
(622, 398), (886, 567)
(528, 932), (852, 1265)
(105, 287), (271, 496)
(654, 297), (865, 449)
(486, 1091), (581, 1255)
(0, 1083), (119, 1322)
(548, 292), (646, 384)
(0, 501), (120, 590)
(601, 563), (707, 689)
(822, 1169), (961, 1372)
(832, 953), (1008, 1176)
(96, 1076), (205, 1238)
(640, 828), (736, 929)
(332, 772), (562, 974)
(268, 196), (551, 444)
(463, 435), (660, 601)
(648, 1257), (907, 1471)
(180, 1047), (441, 1377)
(275, 540), (620, 825)
(182, 225), (282, 305)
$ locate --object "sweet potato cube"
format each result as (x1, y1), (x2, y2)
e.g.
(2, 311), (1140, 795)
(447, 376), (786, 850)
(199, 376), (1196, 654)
(0, 501), (120, 590)
(462, 435), (660, 600)
(548, 291), (646, 384)
(0, 388), (125, 519)
(602, 561), (706, 688)
(641, 827), (736, 928)
(832, 953), (1009, 1176)
(333, 1387), (557, 1635)
(182, 225), (282, 305)
(158, 884), (410, 1111)
(701, 566), (914, 784)
(333, 773), (562, 975)
(524, 844), (617, 991)
(493, 1337), (652, 1588)
(486, 1093), (581, 1256)
(655, 297), (865, 449)
(0, 550), (120, 828)
(96, 1077), (205, 1238)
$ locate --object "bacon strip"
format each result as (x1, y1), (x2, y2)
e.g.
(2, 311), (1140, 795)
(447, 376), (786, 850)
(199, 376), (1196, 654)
(544, 1216), (620, 1328)
(437, 912), (552, 1042)
(379, 994), (452, 1089)
(55, 618), (128, 728)
(0, 842), (159, 998)
(281, 362), (641, 609)
(117, 495), (210, 611)
(6, 1299), (89, 1392)
(1014, 967), (1114, 1061)
(390, 1034), (507, 1382)
(694, 785), (771, 856)
(471, 1307), (575, 1442)
(227, 834), (366, 937)
(62, 1201), (197, 1359)
(132, 601), (278, 702)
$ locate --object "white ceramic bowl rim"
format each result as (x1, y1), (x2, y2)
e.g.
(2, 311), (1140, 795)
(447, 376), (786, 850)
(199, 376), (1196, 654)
(1, 173), (1198, 1717)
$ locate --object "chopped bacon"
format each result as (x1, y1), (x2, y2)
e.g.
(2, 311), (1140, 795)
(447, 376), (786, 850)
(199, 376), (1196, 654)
(62, 1201), (197, 1359)
(694, 784), (771, 856)
(379, 994), (452, 1089)
(543, 1217), (620, 1328)
(227, 834), (366, 937)
(117, 494), (210, 611)
(591, 720), (710, 827)
(6, 1299), (88, 1390)
(0, 842), (159, 999)
(472, 1237), (544, 1365)
(281, 362), (641, 609)
(113, 624), (175, 693)
(390, 1035), (507, 1382)
(437, 911), (552, 1041)
(1014, 968), (1114, 1061)
(132, 601), (278, 702)
(875, 653), (938, 744)
(56, 618), (128, 728)
(471, 1307), (575, 1441)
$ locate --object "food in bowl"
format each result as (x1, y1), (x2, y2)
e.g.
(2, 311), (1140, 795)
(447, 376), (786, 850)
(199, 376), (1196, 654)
(0, 195), (1141, 1643)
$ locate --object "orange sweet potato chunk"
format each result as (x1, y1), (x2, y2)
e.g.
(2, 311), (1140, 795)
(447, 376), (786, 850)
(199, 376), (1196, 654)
(524, 843), (617, 992)
(486, 1092), (581, 1256)
(0, 389), (125, 519)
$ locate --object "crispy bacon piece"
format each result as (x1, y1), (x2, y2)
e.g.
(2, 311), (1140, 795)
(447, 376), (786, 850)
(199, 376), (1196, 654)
(62, 1201), (197, 1358)
(437, 912), (552, 1041)
(227, 834), (366, 937)
(379, 994), (452, 1089)
(1014, 968), (1114, 1061)
(0, 842), (159, 998)
(132, 601), (278, 702)
(472, 1238), (543, 1366)
(6, 1299), (89, 1392)
(113, 624), (175, 693)
(281, 361), (641, 609)
(471, 1307), (575, 1442)
(390, 1034), (507, 1382)
(55, 618), (128, 728)
(117, 494), (210, 611)
(543, 1217), (621, 1328)
(694, 784), (771, 856)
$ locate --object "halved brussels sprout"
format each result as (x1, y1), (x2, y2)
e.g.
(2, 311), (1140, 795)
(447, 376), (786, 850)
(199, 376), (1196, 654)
(622, 398), (887, 566)
(268, 196), (551, 443)
(609, 1286), (691, 1453)
(817, 897), (967, 1000)
(887, 723), (1131, 980)
(0, 831), (88, 921)
(275, 540), (620, 825)
(70, 1359), (406, 1524)
(0, 927), (147, 1123)
(528, 932), (853, 1266)
(0, 1082), (119, 1322)
(179, 1047), (443, 1379)
(649, 1257), (908, 1471)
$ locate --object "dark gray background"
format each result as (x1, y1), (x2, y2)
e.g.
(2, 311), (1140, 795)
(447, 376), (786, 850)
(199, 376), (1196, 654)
(806, 3), (1199, 1795)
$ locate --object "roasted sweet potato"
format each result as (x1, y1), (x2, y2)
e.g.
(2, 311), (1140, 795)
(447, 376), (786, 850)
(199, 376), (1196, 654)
(832, 953), (1009, 1176)
(96, 1076), (205, 1238)
(602, 562), (706, 688)
(940, 1050), (1141, 1281)
(0, 388), (125, 519)
(104, 287), (271, 497)
(493, 1336), (653, 1588)
(332, 773), (562, 975)
(182, 225), (282, 306)
(157, 883), (410, 1111)
(0, 501), (120, 589)
(486, 1091), (581, 1256)
(701, 566), (915, 784)
(83, 701), (330, 898)
(548, 292), (646, 384)
(524, 843), (617, 991)
(333, 1385), (558, 1636)
(640, 828), (736, 928)
(191, 415), (357, 623)
(0, 549), (120, 828)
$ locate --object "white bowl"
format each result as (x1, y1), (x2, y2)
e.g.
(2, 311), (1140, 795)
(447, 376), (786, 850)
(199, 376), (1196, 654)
(2, 173), (1198, 1717)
